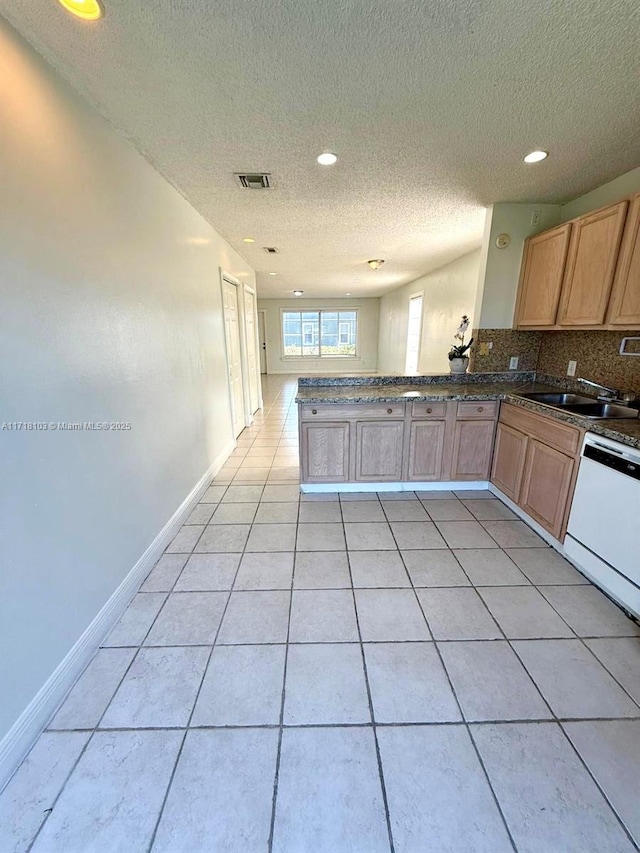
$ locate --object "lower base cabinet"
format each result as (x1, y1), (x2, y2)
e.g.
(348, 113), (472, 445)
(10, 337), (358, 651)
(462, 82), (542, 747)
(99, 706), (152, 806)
(491, 403), (581, 541)
(301, 422), (350, 483)
(520, 439), (575, 538)
(407, 420), (446, 481)
(299, 400), (498, 486)
(491, 422), (528, 501)
(356, 420), (405, 481)
(450, 419), (496, 480)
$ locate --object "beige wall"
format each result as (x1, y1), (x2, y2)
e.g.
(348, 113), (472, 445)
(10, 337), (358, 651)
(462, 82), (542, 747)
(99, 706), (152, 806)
(378, 250), (482, 374)
(258, 298), (380, 373)
(560, 167), (640, 221)
(0, 19), (254, 745)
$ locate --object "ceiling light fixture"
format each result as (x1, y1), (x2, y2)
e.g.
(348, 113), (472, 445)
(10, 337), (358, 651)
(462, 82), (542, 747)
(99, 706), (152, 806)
(345, 292), (352, 296)
(57, 0), (103, 20)
(269, 272), (277, 276)
(523, 150), (549, 164)
(317, 152), (338, 166)
(367, 259), (385, 270)
(242, 237), (255, 243)
(293, 290), (304, 296)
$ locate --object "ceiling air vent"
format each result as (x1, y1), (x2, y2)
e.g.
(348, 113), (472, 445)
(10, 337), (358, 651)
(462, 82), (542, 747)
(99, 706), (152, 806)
(263, 247), (279, 254)
(234, 172), (272, 189)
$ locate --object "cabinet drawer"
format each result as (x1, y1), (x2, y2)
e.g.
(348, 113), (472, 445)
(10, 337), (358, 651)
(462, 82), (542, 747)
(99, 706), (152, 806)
(300, 402), (405, 421)
(411, 402), (447, 419)
(499, 403), (581, 456)
(456, 401), (498, 420)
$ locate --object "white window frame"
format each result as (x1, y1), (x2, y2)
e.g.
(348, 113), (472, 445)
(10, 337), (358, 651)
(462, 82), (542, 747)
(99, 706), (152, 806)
(280, 308), (359, 358)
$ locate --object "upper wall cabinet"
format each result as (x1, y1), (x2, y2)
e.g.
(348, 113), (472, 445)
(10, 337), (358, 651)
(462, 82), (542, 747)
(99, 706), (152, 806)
(607, 193), (640, 326)
(514, 196), (640, 331)
(514, 224), (572, 327)
(556, 200), (628, 327)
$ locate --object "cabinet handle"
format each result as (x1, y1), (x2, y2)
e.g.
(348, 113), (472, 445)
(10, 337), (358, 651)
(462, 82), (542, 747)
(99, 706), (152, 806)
(311, 409), (317, 415)
(426, 407), (432, 413)
(478, 406), (484, 412)
(387, 408), (393, 414)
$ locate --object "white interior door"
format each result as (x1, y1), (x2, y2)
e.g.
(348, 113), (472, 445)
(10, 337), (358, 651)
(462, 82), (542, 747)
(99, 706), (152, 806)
(258, 311), (267, 374)
(243, 287), (260, 413)
(405, 294), (424, 374)
(222, 279), (245, 438)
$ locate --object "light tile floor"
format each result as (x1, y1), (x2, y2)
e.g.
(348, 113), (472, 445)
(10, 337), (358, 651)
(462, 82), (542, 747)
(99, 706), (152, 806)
(2, 375), (640, 852)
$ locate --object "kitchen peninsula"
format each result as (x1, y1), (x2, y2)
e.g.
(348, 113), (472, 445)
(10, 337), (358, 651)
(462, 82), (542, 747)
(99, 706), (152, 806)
(296, 372), (640, 541)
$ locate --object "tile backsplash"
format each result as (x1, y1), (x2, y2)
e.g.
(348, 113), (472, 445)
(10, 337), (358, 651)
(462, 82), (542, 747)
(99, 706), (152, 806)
(470, 328), (640, 392)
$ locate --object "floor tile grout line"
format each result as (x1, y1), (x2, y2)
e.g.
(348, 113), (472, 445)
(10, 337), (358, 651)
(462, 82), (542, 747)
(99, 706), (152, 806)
(43, 713), (640, 735)
(341, 504), (396, 853)
(503, 637), (640, 843)
(555, 720), (640, 850)
(145, 501), (254, 853)
(381, 502), (520, 853)
(266, 403), (299, 853)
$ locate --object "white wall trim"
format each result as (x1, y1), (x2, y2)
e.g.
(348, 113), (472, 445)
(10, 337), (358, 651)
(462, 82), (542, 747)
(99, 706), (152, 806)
(301, 480), (490, 493)
(0, 439), (235, 792)
(487, 483), (566, 551)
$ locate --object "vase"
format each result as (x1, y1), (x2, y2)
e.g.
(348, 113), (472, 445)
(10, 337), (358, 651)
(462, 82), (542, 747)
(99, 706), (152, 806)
(449, 356), (469, 374)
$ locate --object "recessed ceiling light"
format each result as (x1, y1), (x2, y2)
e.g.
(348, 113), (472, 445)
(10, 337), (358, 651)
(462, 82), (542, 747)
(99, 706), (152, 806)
(523, 150), (549, 164)
(242, 237), (255, 243)
(367, 259), (385, 270)
(345, 292), (352, 296)
(317, 152), (338, 166)
(57, 0), (103, 20)
(269, 272), (277, 276)
(293, 290), (304, 296)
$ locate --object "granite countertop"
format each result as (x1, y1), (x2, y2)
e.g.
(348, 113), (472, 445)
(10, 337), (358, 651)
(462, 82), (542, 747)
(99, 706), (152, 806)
(295, 373), (640, 449)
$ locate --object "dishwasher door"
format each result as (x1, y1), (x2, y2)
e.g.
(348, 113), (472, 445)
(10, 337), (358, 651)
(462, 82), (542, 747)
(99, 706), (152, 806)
(567, 439), (640, 584)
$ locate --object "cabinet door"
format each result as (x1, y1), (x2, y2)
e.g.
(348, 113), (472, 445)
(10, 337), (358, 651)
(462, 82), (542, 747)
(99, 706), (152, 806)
(301, 422), (350, 483)
(450, 420), (496, 481)
(520, 439), (575, 539)
(557, 201), (628, 327)
(407, 420), (446, 481)
(607, 193), (640, 327)
(490, 422), (528, 501)
(514, 224), (572, 327)
(355, 420), (405, 481)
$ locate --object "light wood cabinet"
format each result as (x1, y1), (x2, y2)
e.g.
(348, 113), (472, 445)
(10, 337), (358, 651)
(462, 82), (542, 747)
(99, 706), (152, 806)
(520, 439), (575, 539)
(301, 422), (350, 483)
(514, 194), (640, 330)
(407, 420), (446, 481)
(355, 420), (405, 481)
(491, 403), (583, 541)
(607, 193), (640, 326)
(450, 419), (496, 480)
(514, 224), (572, 327)
(557, 200), (628, 327)
(491, 422), (528, 501)
(299, 399), (498, 486)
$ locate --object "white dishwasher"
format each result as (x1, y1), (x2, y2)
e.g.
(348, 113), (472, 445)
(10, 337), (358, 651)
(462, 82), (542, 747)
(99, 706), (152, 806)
(565, 432), (640, 619)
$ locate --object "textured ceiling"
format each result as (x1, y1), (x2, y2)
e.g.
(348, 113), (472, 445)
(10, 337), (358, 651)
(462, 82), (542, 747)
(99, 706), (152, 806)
(2, 0), (639, 298)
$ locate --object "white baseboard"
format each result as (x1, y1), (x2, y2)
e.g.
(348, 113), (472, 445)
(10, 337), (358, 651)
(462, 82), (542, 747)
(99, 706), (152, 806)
(301, 481), (490, 493)
(0, 439), (235, 792)
(488, 484), (565, 551)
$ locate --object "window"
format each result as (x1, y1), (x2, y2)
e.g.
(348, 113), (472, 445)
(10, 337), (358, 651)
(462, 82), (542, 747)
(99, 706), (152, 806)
(282, 310), (358, 357)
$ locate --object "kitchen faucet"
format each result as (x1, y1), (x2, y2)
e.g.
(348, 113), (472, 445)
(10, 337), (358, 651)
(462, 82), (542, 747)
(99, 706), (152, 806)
(577, 378), (621, 401)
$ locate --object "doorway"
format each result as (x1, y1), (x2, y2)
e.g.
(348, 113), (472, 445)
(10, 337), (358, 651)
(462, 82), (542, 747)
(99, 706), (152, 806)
(405, 293), (424, 374)
(243, 285), (260, 413)
(258, 310), (267, 374)
(221, 277), (246, 438)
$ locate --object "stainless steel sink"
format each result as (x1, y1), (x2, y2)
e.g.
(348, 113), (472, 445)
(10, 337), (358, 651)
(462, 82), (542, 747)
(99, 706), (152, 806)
(520, 392), (595, 405)
(519, 392), (639, 419)
(561, 402), (639, 420)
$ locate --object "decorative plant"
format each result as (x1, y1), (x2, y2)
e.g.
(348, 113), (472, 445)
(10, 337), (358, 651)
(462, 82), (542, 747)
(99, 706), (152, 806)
(448, 315), (474, 361)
